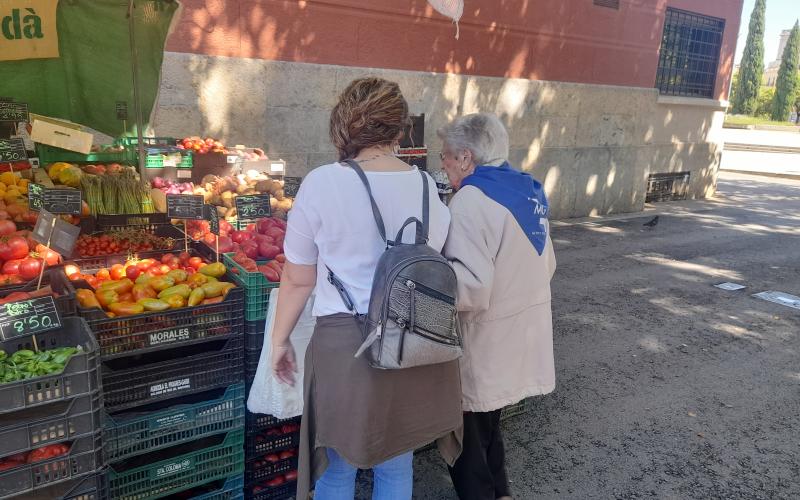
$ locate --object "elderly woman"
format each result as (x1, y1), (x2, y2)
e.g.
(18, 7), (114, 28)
(437, 113), (557, 500)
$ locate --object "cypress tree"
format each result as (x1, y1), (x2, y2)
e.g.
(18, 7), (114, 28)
(732, 0), (767, 114)
(771, 21), (800, 121)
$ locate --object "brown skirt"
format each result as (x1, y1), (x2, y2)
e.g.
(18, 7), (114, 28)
(296, 314), (463, 499)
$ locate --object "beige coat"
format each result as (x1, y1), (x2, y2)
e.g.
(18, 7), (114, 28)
(443, 185), (556, 412)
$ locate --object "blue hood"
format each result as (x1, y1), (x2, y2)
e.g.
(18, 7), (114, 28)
(461, 163), (550, 255)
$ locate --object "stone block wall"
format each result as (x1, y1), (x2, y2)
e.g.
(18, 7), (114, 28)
(152, 53), (725, 219)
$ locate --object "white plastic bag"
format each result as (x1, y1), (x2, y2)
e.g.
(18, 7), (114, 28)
(428, 0), (463, 39)
(247, 289), (315, 418)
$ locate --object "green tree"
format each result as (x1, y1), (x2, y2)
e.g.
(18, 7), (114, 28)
(732, 0), (767, 114)
(754, 86), (775, 117)
(771, 21), (800, 121)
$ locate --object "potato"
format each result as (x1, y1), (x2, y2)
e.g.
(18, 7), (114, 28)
(255, 180), (272, 193)
(274, 189), (285, 201)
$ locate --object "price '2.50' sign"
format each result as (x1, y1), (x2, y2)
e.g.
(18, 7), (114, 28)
(235, 194), (271, 220)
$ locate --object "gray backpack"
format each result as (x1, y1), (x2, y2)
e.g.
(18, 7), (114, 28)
(327, 159), (463, 370)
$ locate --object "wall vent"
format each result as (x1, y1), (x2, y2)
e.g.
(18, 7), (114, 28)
(593, 0), (620, 9)
(646, 172), (690, 203)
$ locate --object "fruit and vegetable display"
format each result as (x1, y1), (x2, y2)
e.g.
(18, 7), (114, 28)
(75, 230), (176, 257)
(0, 223), (63, 285)
(189, 216), (285, 258)
(150, 172), (293, 219)
(70, 252), (234, 316)
(0, 171), (39, 225)
(0, 346), (81, 384)
(177, 136), (227, 155)
(80, 169), (153, 215)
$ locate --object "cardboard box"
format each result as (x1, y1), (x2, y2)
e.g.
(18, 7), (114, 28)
(30, 114), (93, 154)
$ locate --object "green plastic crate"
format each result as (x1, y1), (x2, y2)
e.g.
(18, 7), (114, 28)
(114, 137), (178, 148)
(103, 383), (246, 463)
(107, 429), (245, 500)
(223, 253), (279, 322)
(144, 153), (193, 169)
(37, 143), (132, 164)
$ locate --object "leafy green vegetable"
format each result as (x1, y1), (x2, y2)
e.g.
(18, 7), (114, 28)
(0, 346), (83, 385)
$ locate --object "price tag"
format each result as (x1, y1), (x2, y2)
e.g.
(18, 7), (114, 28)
(235, 193), (271, 220)
(42, 189), (82, 215)
(269, 160), (286, 173)
(28, 183), (44, 211)
(226, 155), (239, 164)
(204, 204), (219, 235)
(0, 296), (62, 340)
(167, 194), (204, 220)
(283, 176), (301, 197)
(32, 211), (80, 257)
(0, 138), (27, 162)
(116, 101), (128, 121)
(28, 157), (40, 169)
(0, 102), (29, 123)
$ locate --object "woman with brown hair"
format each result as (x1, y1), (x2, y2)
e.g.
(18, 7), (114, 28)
(270, 77), (463, 499)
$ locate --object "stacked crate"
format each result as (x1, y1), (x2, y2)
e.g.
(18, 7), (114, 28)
(0, 273), (105, 500)
(226, 256), (300, 500)
(77, 268), (247, 499)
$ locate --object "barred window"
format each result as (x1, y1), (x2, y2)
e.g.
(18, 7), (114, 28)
(655, 8), (725, 98)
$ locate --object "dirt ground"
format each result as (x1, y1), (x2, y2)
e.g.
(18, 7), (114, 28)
(363, 171), (800, 499)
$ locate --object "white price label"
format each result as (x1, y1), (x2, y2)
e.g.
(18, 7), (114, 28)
(162, 158), (177, 167)
(270, 160), (285, 173)
(177, 169), (192, 179)
(227, 155), (239, 164)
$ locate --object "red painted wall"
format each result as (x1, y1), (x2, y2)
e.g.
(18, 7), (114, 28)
(167, 0), (743, 100)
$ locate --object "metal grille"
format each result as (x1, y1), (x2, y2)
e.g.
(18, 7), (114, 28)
(646, 172), (690, 203)
(593, 0), (619, 9)
(655, 8), (725, 98)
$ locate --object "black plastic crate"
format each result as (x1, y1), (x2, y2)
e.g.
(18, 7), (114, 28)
(0, 390), (101, 458)
(186, 474), (244, 500)
(245, 425), (300, 458)
(0, 317), (99, 416)
(104, 383), (246, 463)
(245, 347), (260, 383)
(12, 469), (106, 500)
(245, 413), (299, 437)
(0, 431), (103, 499)
(245, 454), (297, 485)
(76, 278), (244, 359)
(0, 268), (77, 317)
(107, 429), (244, 500)
(102, 335), (244, 414)
(73, 224), (187, 271)
(245, 480), (296, 500)
(245, 320), (266, 351)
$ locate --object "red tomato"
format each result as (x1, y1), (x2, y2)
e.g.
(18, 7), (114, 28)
(0, 220), (16, 236)
(279, 450), (294, 460)
(64, 264), (80, 278)
(202, 233), (216, 245)
(178, 251), (191, 264)
(18, 257), (43, 280)
(125, 266), (141, 280)
(167, 258), (180, 270)
(109, 264), (126, 280)
(35, 245), (61, 266)
(27, 443), (69, 463)
(188, 257), (204, 270)
(265, 475), (285, 487)
(265, 453), (280, 463)
(285, 470), (298, 481)
(161, 254), (174, 264)
(96, 269), (111, 281)
(1, 259), (22, 275)
(0, 236), (29, 261)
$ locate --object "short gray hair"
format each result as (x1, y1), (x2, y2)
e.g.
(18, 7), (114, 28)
(437, 113), (509, 166)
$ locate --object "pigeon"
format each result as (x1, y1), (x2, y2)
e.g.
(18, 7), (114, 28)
(642, 215), (659, 228)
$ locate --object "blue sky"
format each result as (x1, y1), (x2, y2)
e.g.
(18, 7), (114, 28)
(735, 0), (800, 64)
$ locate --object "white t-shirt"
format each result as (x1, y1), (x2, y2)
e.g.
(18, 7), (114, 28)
(284, 162), (451, 317)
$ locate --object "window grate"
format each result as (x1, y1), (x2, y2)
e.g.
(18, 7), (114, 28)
(655, 8), (725, 98)
(593, 0), (619, 9)
(646, 172), (690, 203)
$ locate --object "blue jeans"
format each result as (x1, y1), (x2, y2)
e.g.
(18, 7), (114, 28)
(314, 448), (414, 500)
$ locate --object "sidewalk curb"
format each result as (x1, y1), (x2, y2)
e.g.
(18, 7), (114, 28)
(720, 169), (800, 181)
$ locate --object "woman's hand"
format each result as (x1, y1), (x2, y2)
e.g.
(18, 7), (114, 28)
(272, 342), (297, 386)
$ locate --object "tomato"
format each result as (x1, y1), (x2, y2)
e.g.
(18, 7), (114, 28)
(158, 264), (171, 275)
(279, 450), (294, 460)
(265, 475), (285, 487)
(285, 470), (298, 481)
(18, 257), (43, 281)
(136, 259), (156, 271)
(275, 254), (286, 263)
(125, 266), (141, 280)
(0, 220), (16, 236)
(27, 443), (69, 463)
(188, 257), (204, 270)
(167, 258), (180, 270)
(160, 254), (174, 264)
(35, 245), (61, 266)
(109, 264), (125, 280)
(1, 259), (22, 275)
(265, 454), (280, 463)
(96, 268), (111, 281)
(178, 251), (191, 264)
(0, 236), (29, 261)
(64, 264), (80, 279)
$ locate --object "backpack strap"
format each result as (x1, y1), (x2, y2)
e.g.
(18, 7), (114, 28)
(344, 159), (387, 244)
(419, 168), (430, 243)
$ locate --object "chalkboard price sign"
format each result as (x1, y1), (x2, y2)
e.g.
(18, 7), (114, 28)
(28, 183), (44, 211)
(0, 138), (28, 162)
(0, 296), (62, 340)
(235, 194), (271, 220)
(0, 102), (29, 123)
(43, 189), (82, 215)
(167, 194), (204, 220)
(283, 177), (302, 198)
(116, 101), (128, 121)
(205, 204), (220, 235)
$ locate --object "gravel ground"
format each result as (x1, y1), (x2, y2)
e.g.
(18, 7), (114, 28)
(356, 172), (800, 499)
